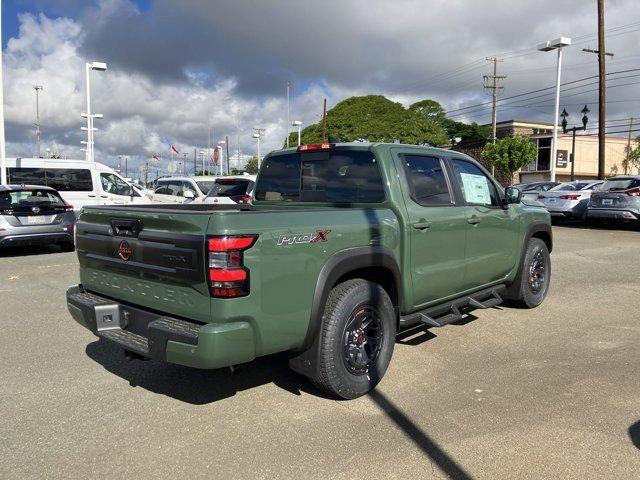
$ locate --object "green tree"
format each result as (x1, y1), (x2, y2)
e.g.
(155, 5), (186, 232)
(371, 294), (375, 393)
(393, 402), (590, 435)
(624, 135), (640, 174)
(409, 99), (491, 144)
(409, 99), (446, 123)
(244, 156), (259, 174)
(481, 135), (537, 183)
(286, 95), (449, 147)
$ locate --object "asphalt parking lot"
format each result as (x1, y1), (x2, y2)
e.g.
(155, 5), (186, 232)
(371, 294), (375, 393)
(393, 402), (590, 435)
(1, 224), (639, 479)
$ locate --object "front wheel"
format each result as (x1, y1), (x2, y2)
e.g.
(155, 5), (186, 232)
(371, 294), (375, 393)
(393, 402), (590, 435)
(506, 238), (551, 308)
(313, 279), (396, 399)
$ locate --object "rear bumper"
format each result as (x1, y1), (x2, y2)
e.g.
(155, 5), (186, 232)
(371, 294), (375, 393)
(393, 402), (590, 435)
(67, 285), (256, 369)
(586, 208), (639, 220)
(0, 232), (73, 247)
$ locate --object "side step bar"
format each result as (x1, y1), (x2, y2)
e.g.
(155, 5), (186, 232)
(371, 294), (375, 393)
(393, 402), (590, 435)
(400, 285), (505, 328)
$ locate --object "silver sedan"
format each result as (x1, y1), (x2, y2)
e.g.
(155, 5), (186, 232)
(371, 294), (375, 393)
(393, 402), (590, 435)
(537, 180), (603, 219)
(0, 185), (76, 250)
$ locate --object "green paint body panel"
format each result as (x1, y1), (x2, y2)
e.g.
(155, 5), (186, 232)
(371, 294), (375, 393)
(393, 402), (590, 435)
(71, 143), (551, 370)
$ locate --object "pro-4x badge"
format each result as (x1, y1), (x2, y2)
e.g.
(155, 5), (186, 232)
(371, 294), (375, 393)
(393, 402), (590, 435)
(277, 229), (331, 246)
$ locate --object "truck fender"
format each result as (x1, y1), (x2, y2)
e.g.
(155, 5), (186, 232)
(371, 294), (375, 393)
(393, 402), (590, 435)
(504, 221), (553, 300)
(288, 246), (401, 378)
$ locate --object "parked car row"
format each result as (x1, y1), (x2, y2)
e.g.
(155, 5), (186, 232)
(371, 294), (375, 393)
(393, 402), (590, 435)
(516, 175), (640, 224)
(1, 158), (257, 252)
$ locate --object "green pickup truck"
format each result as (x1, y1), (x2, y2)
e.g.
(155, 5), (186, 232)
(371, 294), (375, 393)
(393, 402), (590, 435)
(67, 143), (552, 399)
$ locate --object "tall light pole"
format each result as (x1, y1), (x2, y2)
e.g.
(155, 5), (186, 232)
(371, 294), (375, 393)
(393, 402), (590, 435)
(292, 120), (302, 147)
(252, 128), (265, 168)
(83, 61), (107, 161)
(33, 85), (43, 158)
(538, 37), (571, 182)
(0, 0), (7, 185)
(286, 82), (290, 148)
(218, 140), (226, 176)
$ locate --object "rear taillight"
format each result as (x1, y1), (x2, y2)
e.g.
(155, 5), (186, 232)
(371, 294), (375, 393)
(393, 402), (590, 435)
(230, 194), (252, 204)
(207, 235), (257, 298)
(625, 187), (640, 196)
(559, 194), (581, 200)
(537, 194), (545, 200)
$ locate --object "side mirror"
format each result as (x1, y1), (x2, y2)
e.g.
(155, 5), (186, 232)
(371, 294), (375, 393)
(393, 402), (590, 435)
(504, 186), (522, 206)
(183, 190), (195, 199)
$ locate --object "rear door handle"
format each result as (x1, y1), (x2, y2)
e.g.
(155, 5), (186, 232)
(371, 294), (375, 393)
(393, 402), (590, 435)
(413, 221), (431, 230)
(467, 216), (481, 225)
(100, 195), (109, 199)
(87, 194), (97, 198)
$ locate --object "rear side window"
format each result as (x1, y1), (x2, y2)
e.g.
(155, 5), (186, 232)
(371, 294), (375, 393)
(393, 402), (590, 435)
(402, 155), (452, 206)
(8, 167), (93, 192)
(255, 150), (384, 203)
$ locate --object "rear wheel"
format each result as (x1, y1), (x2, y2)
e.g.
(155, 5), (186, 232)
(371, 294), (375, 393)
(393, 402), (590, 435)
(313, 279), (395, 399)
(507, 238), (550, 308)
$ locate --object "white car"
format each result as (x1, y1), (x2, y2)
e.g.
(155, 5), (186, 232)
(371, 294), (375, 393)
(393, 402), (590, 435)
(152, 175), (256, 205)
(4, 157), (151, 211)
(203, 175), (256, 205)
(538, 180), (603, 219)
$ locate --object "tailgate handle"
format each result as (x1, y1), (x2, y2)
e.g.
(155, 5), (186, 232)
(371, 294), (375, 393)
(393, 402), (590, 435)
(110, 218), (142, 237)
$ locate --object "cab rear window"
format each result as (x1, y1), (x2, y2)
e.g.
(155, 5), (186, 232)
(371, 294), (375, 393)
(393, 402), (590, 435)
(255, 150), (384, 203)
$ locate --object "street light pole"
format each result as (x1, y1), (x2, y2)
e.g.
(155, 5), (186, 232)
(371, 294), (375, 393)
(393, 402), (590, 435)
(560, 105), (589, 182)
(0, 0), (6, 185)
(253, 128), (265, 168)
(33, 85), (43, 158)
(552, 46), (563, 182)
(83, 61), (106, 162)
(538, 37), (571, 182)
(292, 120), (302, 147)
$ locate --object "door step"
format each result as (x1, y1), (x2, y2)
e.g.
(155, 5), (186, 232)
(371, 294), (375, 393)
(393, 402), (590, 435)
(401, 285), (505, 328)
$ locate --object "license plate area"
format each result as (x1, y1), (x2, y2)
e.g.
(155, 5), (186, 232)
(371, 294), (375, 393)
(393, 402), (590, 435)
(94, 304), (122, 331)
(602, 198), (614, 205)
(27, 215), (46, 224)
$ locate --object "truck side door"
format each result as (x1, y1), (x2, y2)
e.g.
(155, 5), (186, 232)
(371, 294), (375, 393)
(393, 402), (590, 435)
(449, 158), (519, 289)
(399, 154), (468, 309)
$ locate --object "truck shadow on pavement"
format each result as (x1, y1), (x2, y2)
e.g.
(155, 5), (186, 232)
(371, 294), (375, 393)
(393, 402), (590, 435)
(630, 421), (640, 450)
(85, 339), (329, 404)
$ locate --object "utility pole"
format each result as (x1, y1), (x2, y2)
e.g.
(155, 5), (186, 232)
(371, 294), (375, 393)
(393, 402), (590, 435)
(193, 147), (196, 175)
(597, 0), (606, 179)
(322, 98), (327, 142)
(625, 117), (634, 174)
(33, 85), (43, 158)
(483, 58), (505, 175)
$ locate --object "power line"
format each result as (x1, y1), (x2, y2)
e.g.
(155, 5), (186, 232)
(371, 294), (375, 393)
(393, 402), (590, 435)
(444, 68), (640, 116)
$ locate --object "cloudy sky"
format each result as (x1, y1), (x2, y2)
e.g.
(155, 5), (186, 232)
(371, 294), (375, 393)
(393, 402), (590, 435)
(3, 0), (640, 177)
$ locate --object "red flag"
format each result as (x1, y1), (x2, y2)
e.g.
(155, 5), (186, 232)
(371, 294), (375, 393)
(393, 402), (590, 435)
(171, 145), (179, 155)
(151, 154), (160, 163)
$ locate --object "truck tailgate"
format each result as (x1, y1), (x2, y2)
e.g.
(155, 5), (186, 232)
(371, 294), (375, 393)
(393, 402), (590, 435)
(75, 206), (213, 322)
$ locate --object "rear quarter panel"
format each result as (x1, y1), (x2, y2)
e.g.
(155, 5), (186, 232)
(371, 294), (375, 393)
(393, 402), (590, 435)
(210, 207), (400, 356)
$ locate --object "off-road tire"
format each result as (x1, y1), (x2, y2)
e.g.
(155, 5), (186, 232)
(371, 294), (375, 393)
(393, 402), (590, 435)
(507, 238), (550, 308)
(313, 279), (395, 399)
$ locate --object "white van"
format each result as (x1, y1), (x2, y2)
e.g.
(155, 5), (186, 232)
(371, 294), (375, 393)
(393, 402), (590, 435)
(5, 158), (151, 211)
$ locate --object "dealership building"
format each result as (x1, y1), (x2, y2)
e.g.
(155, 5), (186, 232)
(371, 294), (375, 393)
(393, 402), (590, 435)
(494, 120), (632, 183)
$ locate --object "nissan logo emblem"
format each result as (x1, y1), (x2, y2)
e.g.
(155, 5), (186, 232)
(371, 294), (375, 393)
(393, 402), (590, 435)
(117, 240), (133, 261)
